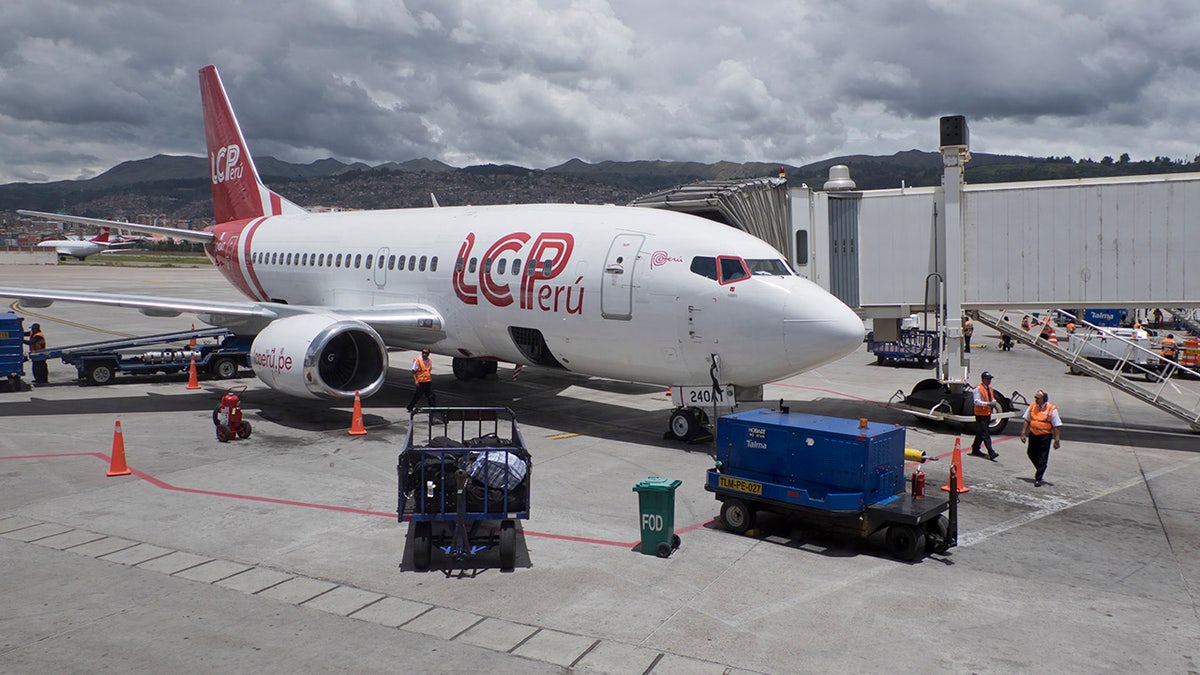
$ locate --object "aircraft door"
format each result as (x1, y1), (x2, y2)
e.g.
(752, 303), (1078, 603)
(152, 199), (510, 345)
(601, 234), (644, 320)
(374, 246), (389, 288)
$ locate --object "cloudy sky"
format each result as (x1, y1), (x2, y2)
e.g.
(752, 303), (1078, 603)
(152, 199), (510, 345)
(2, 0), (1198, 184)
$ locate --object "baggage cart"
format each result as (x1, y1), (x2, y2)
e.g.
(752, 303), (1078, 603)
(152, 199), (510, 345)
(397, 407), (531, 571)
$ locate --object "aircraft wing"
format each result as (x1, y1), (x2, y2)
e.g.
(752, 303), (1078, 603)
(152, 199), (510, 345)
(0, 286), (444, 345)
(17, 210), (214, 244)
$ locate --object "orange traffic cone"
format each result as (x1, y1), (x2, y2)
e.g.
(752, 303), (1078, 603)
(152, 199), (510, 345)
(107, 420), (132, 477)
(1048, 331), (1059, 346)
(941, 437), (970, 493)
(189, 323), (197, 347)
(185, 356), (200, 390)
(348, 391), (367, 435)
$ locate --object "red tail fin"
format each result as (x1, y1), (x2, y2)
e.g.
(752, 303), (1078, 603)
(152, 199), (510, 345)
(199, 65), (303, 224)
(90, 227), (111, 244)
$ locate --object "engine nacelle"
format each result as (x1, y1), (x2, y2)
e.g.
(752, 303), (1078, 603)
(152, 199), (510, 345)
(251, 314), (388, 399)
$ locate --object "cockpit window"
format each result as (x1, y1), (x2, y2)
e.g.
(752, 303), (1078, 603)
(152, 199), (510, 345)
(745, 258), (794, 276)
(690, 256), (718, 281)
(718, 256), (749, 284)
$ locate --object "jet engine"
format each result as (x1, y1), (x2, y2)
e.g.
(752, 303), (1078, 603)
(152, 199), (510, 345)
(250, 314), (388, 399)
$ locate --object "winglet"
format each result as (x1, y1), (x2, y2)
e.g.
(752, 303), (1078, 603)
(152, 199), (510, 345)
(199, 65), (304, 224)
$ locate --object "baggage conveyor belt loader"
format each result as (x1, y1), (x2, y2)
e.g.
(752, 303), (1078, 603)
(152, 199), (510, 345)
(705, 407), (958, 561)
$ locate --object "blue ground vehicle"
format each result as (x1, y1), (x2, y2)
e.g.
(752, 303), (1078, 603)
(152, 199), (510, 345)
(705, 408), (957, 561)
(0, 312), (25, 391)
(30, 327), (251, 385)
(398, 407), (532, 571)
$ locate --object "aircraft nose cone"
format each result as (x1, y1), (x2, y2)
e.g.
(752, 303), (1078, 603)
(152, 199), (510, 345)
(781, 286), (863, 373)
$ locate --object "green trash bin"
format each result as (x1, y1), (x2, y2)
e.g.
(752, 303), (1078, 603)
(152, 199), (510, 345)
(633, 477), (682, 557)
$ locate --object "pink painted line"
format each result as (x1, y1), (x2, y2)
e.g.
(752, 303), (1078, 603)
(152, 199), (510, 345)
(1, 451), (659, 548)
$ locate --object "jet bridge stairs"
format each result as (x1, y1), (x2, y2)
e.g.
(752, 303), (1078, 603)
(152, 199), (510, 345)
(973, 309), (1200, 432)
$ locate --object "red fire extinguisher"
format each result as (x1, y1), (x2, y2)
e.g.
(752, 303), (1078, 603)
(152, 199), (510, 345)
(911, 467), (926, 498)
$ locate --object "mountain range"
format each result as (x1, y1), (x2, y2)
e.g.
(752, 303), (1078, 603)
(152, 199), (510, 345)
(3, 151), (1196, 225)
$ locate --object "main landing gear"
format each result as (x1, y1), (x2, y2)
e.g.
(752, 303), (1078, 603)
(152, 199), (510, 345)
(665, 407), (712, 443)
(451, 357), (499, 380)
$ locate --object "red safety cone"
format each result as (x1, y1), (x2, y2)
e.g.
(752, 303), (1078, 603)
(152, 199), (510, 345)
(348, 391), (367, 435)
(185, 356), (201, 390)
(941, 437), (970, 493)
(107, 420), (132, 477)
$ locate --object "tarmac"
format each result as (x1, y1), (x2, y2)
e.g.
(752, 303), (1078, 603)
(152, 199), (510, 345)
(2, 265), (1198, 674)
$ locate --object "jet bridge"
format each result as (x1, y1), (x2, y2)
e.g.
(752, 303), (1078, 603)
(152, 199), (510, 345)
(973, 309), (1200, 431)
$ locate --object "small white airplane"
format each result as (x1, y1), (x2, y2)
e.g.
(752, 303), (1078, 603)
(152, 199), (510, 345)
(5, 65), (864, 439)
(36, 227), (142, 260)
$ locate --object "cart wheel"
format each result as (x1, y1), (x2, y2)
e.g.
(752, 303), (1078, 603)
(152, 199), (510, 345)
(210, 357), (238, 379)
(237, 420), (252, 439)
(668, 408), (698, 441)
(413, 521), (432, 571)
(499, 520), (515, 571)
(672, 534), (681, 549)
(215, 424), (232, 443)
(886, 524), (926, 562)
(924, 515), (950, 554)
(85, 362), (116, 385)
(719, 499), (753, 535)
(655, 541), (673, 558)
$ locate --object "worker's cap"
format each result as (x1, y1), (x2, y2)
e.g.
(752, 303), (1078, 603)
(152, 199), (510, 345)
(421, 348), (430, 354)
(30, 323), (40, 330)
(981, 371), (993, 380)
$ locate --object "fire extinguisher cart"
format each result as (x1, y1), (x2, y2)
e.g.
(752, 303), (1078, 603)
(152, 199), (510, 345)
(397, 407), (531, 572)
(705, 408), (957, 562)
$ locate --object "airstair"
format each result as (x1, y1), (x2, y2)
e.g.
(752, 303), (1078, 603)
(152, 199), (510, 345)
(973, 309), (1200, 432)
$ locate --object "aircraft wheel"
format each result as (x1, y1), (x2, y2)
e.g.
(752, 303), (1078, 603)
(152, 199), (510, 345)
(668, 408), (698, 441)
(452, 357), (487, 381)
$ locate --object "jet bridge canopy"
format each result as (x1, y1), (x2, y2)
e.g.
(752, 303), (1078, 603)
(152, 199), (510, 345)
(630, 176), (792, 262)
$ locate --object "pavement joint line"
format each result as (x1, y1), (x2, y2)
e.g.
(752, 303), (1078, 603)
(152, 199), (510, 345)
(642, 652), (666, 674)
(568, 639), (603, 668)
(449, 615), (488, 641)
(168, 558), (218, 577)
(130, 549), (179, 567)
(89, 540), (142, 559)
(26, 528), (77, 544)
(345, 594), (388, 619)
(205, 566), (258, 585)
(0, 522), (39, 536)
(394, 604), (436, 629)
(507, 626), (542, 653)
(250, 574), (296, 595)
(296, 584), (341, 606)
(59, 534), (109, 550)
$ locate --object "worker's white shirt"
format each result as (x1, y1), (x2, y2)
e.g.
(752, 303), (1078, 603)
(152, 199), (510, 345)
(1022, 405), (1062, 427)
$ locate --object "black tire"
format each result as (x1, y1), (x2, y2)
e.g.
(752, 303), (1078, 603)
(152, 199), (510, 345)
(499, 519), (515, 571)
(668, 408), (698, 441)
(719, 499), (753, 535)
(482, 360), (499, 377)
(237, 421), (252, 439)
(215, 424), (232, 443)
(413, 521), (432, 571)
(672, 534), (681, 549)
(655, 541), (673, 558)
(886, 524), (926, 562)
(452, 357), (473, 381)
(212, 407), (221, 426)
(85, 362), (116, 385)
(209, 357), (238, 379)
(924, 515), (950, 554)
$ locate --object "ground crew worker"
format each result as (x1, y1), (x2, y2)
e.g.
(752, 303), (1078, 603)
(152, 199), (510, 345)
(1153, 308), (1163, 328)
(969, 371), (999, 461)
(1021, 316), (1030, 331)
(1065, 321), (1076, 334)
(1161, 334), (1178, 362)
(962, 316), (973, 353)
(1020, 389), (1061, 487)
(406, 348), (436, 412)
(25, 323), (48, 385)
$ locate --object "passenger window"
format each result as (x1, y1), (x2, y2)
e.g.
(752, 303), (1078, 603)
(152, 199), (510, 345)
(317, 253), (324, 267)
(483, 257), (492, 273)
(302, 253), (309, 266)
(388, 255), (395, 270)
(542, 260), (551, 275)
(335, 253), (343, 267)
(365, 254), (373, 269)
(419, 256), (427, 271)
(455, 257), (463, 273)
(468, 258), (477, 273)
(511, 259), (521, 276)
(690, 256), (717, 280)
(354, 254), (362, 268)
(497, 259), (507, 275)
(408, 256), (417, 271)
(430, 256), (438, 272)
(719, 256), (750, 284)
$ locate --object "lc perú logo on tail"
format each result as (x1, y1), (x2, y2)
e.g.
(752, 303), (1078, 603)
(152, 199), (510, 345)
(211, 144), (244, 184)
(453, 232), (584, 314)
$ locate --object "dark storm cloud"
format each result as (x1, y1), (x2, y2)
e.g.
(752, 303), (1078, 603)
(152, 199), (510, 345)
(1, 0), (1198, 183)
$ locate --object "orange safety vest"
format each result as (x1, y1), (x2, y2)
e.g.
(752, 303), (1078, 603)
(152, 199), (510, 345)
(1027, 402), (1058, 436)
(29, 330), (46, 351)
(963, 319), (973, 337)
(974, 383), (995, 416)
(1162, 338), (1178, 359)
(413, 356), (432, 383)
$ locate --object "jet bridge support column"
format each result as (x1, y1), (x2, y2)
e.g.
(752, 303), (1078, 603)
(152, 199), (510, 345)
(938, 116), (970, 387)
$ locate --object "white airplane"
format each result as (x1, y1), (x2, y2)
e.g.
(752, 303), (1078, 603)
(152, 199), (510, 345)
(5, 65), (863, 439)
(36, 227), (142, 260)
